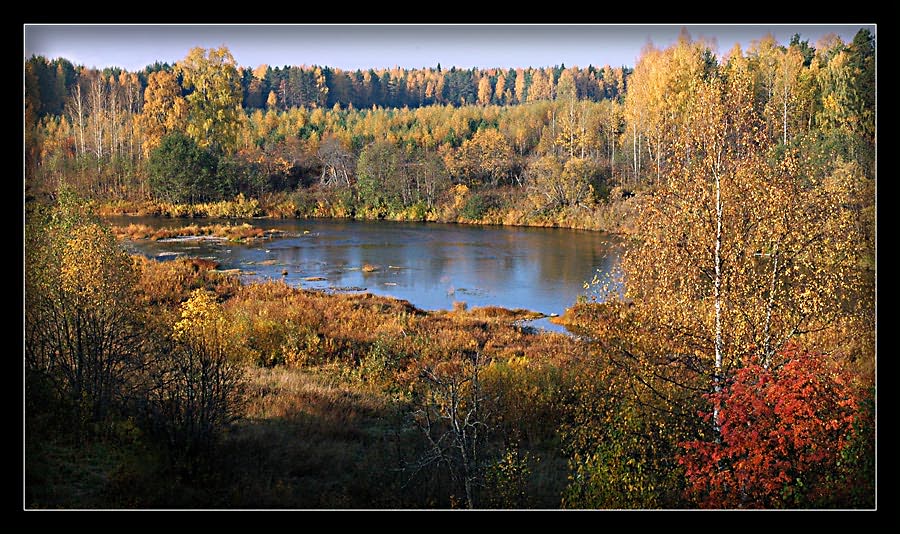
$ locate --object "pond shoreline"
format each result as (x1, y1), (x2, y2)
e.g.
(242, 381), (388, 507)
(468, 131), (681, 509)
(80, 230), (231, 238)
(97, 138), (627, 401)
(106, 211), (625, 234)
(93, 193), (643, 236)
(115, 217), (624, 335)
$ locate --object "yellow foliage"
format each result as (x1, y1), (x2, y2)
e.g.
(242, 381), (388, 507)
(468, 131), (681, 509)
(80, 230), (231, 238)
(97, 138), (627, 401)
(175, 289), (249, 364)
(60, 222), (136, 308)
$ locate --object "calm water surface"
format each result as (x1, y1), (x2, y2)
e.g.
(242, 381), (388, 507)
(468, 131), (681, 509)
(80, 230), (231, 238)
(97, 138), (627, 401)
(117, 218), (623, 332)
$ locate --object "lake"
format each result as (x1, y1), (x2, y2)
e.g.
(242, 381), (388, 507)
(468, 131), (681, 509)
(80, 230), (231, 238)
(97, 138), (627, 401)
(117, 218), (623, 332)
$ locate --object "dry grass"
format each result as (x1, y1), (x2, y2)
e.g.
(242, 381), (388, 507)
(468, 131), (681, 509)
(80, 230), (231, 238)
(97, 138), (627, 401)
(94, 196), (263, 219)
(112, 222), (280, 243)
(210, 364), (421, 508)
(243, 366), (388, 435)
(221, 356), (575, 508)
(93, 185), (642, 236)
(134, 255), (240, 307)
(224, 280), (585, 367)
(466, 305), (544, 321)
(91, 258), (591, 507)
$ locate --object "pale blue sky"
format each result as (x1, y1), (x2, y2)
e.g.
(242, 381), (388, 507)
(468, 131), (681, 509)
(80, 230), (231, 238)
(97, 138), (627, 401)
(24, 24), (875, 72)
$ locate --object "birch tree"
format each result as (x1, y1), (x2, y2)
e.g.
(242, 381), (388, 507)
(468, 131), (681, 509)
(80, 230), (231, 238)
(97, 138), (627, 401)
(573, 41), (859, 426)
(768, 47), (805, 145)
(176, 46), (243, 154)
(137, 70), (187, 158)
(477, 76), (492, 106)
(411, 349), (488, 509)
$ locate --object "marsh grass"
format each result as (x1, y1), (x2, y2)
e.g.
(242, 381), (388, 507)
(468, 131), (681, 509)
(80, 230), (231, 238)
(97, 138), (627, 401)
(94, 186), (646, 235)
(112, 222), (281, 243)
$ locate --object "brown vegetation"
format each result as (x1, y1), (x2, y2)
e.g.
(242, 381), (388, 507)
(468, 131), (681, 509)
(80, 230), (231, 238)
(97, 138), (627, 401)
(95, 188), (646, 235)
(112, 222), (281, 243)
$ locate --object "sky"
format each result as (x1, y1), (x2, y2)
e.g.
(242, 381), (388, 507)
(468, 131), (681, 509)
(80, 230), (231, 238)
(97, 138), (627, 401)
(24, 24), (875, 72)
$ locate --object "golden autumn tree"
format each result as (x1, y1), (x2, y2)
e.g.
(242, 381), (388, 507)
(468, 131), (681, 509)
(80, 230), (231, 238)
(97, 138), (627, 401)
(554, 98), (599, 160)
(614, 42), (872, 409)
(25, 189), (143, 431)
(176, 46), (243, 154)
(137, 70), (188, 158)
(477, 76), (493, 106)
(566, 40), (873, 507)
(769, 46), (805, 145)
(494, 73), (507, 105)
(597, 99), (622, 176)
(450, 128), (514, 186)
(527, 68), (551, 102)
(555, 69), (577, 102)
(25, 61), (42, 176)
(513, 68), (527, 104)
(525, 154), (593, 210)
(144, 289), (246, 465)
(117, 71), (143, 164)
(624, 32), (713, 185)
(747, 32), (781, 115)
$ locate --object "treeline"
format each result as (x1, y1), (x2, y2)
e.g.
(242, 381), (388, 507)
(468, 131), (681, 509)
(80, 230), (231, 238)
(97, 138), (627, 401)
(243, 62), (629, 110)
(25, 30), (875, 232)
(25, 56), (629, 117)
(26, 46), (631, 225)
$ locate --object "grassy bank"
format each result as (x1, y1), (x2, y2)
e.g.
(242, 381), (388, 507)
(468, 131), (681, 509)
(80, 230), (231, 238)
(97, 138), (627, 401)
(93, 186), (645, 235)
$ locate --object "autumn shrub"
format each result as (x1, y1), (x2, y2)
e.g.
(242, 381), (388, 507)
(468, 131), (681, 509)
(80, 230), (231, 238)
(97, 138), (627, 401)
(459, 192), (500, 221)
(115, 222), (272, 243)
(268, 197), (300, 218)
(26, 193), (145, 434)
(93, 183), (643, 233)
(560, 361), (692, 509)
(142, 290), (247, 472)
(835, 390), (875, 508)
(356, 336), (410, 392)
(224, 282), (421, 370)
(484, 446), (534, 508)
(481, 356), (569, 447)
(288, 189), (321, 217)
(93, 198), (144, 216)
(157, 201), (204, 218)
(562, 401), (689, 509)
(226, 282), (322, 366)
(201, 194), (263, 218)
(678, 345), (872, 508)
(406, 201), (429, 222)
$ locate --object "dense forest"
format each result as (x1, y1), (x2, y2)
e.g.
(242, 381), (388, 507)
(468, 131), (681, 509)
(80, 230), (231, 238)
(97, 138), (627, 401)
(26, 57), (629, 114)
(25, 50), (635, 229)
(25, 31), (874, 232)
(24, 28), (876, 509)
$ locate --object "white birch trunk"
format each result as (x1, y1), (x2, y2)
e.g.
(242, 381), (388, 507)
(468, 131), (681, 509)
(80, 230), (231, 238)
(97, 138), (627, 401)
(713, 159), (723, 429)
(762, 244), (780, 369)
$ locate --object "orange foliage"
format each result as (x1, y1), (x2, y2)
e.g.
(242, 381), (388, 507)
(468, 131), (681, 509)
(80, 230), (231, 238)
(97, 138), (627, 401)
(678, 344), (871, 508)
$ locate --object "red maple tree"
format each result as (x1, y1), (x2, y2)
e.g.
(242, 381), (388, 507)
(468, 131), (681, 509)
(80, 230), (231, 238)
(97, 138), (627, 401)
(678, 344), (870, 508)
